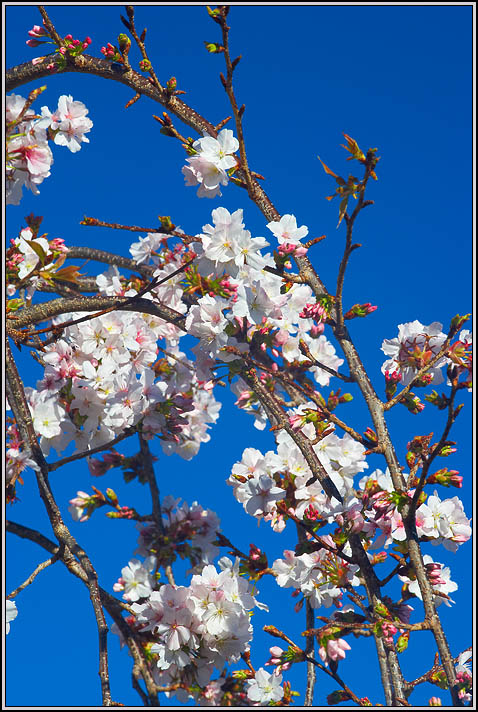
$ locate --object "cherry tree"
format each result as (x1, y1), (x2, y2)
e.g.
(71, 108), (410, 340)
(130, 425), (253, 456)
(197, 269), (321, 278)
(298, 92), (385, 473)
(5, 5), (473, 708)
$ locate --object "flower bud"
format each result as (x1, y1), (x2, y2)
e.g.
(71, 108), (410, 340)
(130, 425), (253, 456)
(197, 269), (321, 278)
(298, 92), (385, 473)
(344, 302), (378, 319)
(166, 76), (177, 92)
(28, 25), (49, 38)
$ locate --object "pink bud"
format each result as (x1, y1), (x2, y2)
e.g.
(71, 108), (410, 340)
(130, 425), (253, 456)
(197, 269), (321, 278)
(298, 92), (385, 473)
(28, 25), (48, 37)
(274, 328), (289, 346)
(310, 323), (325, 336)
(270, 646), (283, 657)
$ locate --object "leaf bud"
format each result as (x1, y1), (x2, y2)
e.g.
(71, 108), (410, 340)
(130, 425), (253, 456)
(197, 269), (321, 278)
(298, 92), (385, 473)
(327, 690), (351, 704)
(396, 631), (410, 653)
(450, 313), (470, 333)
(106, 488), (118, 505)
(204, 41), (224, 53)
(118, 33), (131, 54)
(374, 602), (391, 618)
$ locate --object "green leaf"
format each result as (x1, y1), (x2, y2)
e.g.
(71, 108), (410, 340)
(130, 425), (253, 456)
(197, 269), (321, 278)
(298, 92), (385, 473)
(337, 196), (349, 227)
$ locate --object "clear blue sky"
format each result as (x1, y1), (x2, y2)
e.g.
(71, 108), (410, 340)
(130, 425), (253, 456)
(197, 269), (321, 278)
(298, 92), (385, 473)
(5, 4), (473, 707)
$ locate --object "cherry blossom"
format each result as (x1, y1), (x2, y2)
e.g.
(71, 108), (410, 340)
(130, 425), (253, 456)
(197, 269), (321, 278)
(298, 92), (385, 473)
(381, 320), (448, 386)
(246, 667), (284, 704)
(182, 129), (239, 198)
(399, 555), (458, 608)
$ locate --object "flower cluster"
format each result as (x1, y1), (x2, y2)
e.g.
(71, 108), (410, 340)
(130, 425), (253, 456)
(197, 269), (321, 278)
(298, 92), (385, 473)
(6, 92), (92, 205)
(113, 557), (267, 704)
(272, 541), (360, 610)
(135, 496), (221, 573)
(381, 320), (448, 386)
(182, 129), (239, 198)
(358, 470), (471, 554)
(399, 555), (458, 608)
(228, 422), (369, 533)
(6, 218), (69, 301)
(18, 259), (220, 459)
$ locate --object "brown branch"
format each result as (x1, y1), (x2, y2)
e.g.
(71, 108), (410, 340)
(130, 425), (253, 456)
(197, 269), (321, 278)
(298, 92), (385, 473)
(124, 4), (164, 92)
(218, 9), (255, 198)
(6, 340), (113, 706)
(138, 432), (164, 535)
(6, 519), (159, 705)
(6, 51), (216, 136)
(80, 217), (199, 247)
(298, 339), (355, 383)
(47, 427), (137, 473)
(7, 551), (61, 599)
(264, 625), (364, 706)
(278, 503), (354, 564)
(405, 647), (472, 695)
(230, 349), (368, 447)
(241, 362), (343, 503)
(37, 5), (62, 46)
(10, 294), (187, 332)
(66, 245), (157, 277)
(16, 258), (193, 343)
(296, 524), (316, 706)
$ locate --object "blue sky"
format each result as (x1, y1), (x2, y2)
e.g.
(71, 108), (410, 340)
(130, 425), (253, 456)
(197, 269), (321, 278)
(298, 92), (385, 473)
(5, 4), (473, 708)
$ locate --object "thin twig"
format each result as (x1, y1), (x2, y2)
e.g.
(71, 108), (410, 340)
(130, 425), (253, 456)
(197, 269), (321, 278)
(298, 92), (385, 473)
(48, 427), (137, 473)
(6, 519), (158, 705)
(138, 432), (164, 535)
(7, 551), (61, 599)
